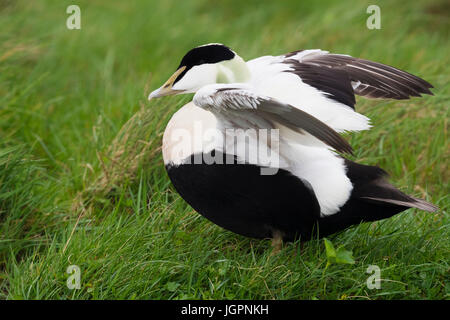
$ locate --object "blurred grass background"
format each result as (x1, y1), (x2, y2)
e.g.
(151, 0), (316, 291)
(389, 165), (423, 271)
(0, 0), (448, 299)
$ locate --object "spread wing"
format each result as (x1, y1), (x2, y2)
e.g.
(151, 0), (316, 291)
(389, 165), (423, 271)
(281, 49), (434, 109)
(193, 84), (353, 154)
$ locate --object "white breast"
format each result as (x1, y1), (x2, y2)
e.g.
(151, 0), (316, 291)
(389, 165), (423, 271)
(163, 102), (287, 168)
(162, 102), (218, 165)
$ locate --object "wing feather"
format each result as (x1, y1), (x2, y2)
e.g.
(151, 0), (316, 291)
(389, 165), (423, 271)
(193, 85), (353, 154)
(282, 50), (433, 107)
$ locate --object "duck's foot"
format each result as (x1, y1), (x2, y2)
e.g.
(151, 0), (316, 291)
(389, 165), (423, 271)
(270, 230), (284, 255)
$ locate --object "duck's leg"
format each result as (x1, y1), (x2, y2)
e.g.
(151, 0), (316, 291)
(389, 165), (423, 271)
(271, 230), (284, 254)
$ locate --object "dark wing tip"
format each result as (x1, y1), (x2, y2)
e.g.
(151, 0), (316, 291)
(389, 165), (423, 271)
(354, 59), (435, 100)
(421, 86), (434, 96)
(258, 100), (354, 155)
(297, 53), (436, 101)
(341, 139), (354, 155)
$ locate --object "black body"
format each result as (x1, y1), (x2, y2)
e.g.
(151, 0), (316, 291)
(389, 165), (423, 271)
(166, 151), (415, 241)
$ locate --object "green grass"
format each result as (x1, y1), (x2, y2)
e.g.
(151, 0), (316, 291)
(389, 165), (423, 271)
(0, 0), (448, 299)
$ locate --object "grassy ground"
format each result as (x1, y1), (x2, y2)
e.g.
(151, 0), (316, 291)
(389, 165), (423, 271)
(0, 0), (448, 299)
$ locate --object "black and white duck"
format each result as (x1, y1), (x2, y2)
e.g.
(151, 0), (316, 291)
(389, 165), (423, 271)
(148, 43), (438, 246)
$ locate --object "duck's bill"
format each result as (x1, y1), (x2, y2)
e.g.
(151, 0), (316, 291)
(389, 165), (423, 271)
(148, 66), (186, 100)
(148, 86), (183, 100)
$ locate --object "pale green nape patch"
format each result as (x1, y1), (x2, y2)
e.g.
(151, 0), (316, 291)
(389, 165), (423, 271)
(216, 55), (251, 83)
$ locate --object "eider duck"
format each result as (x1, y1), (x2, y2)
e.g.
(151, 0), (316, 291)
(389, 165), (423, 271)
(148, 43), (438, 246)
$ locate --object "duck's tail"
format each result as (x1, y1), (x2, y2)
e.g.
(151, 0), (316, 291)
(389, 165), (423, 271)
(315, 159), (438, 237)
(360, 196), (438, 213)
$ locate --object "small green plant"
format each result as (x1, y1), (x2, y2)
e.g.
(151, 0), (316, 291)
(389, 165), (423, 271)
(323, 238), (355, 269)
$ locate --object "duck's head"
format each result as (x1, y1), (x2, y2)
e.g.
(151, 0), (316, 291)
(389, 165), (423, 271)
(148, 43), (250, 100)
